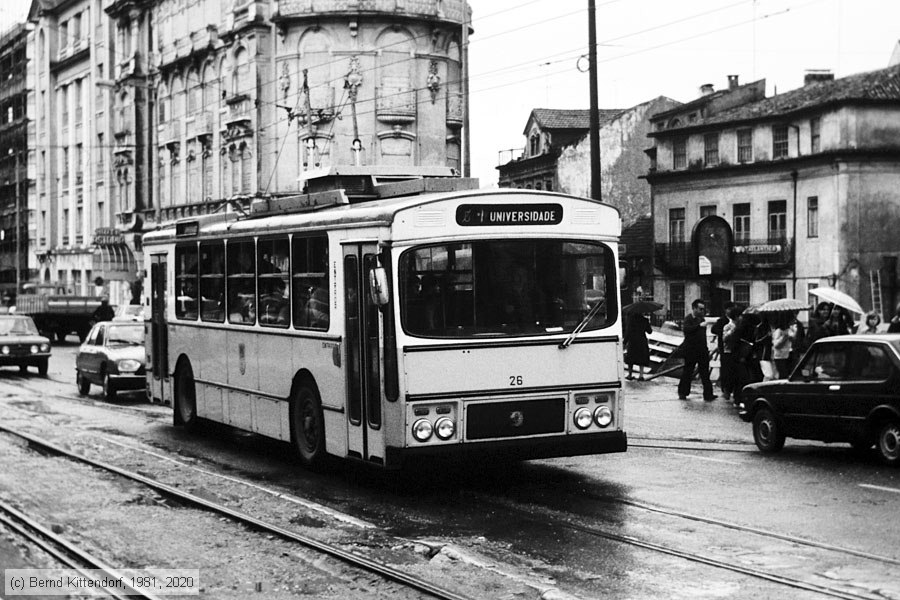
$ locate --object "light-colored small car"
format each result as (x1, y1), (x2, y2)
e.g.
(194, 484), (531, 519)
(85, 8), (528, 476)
(0, 315), (51, 376)
(75, 321), (146, 400)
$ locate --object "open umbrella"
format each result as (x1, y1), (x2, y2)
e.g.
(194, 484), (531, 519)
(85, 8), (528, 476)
(810, 287), (865, 314)
(622, 300), (664, 315)
(758, 298), (809, 313)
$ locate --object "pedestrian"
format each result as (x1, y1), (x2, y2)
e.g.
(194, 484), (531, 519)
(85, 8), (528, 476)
(888, 303), (900, 333)
(711, 302), (738, 400)
(825, 305), (852, 336)
(92, 297), (115, 323)
(755, 315), (776, 380)
(807, 301), (832, 344)
(677, 298), (716, 401)
(770, 311), (798, 379)
(732, 311), (763, 406)
(624, 311), (652, 381)
(857, 310), (881, 334)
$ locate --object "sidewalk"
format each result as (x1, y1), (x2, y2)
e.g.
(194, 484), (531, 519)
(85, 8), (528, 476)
(622, 373), (753, 446)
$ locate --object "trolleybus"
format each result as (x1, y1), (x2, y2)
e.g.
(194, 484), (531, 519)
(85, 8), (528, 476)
(143, 179), (627, 469)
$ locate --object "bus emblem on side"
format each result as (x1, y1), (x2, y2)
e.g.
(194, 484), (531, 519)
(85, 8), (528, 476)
(508, 410), (525, 428)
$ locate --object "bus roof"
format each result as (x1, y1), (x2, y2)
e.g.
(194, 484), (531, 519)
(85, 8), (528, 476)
(142, 188), (621, 244)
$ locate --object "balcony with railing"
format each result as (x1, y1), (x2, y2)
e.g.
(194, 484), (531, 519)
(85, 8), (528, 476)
(186, 111), (214, 139)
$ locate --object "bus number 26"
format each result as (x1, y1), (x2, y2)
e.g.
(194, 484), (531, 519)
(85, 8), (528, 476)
(509, 375), (523, 386)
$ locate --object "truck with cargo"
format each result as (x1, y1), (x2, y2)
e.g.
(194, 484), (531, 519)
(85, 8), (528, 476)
(13, 283), (102, 342)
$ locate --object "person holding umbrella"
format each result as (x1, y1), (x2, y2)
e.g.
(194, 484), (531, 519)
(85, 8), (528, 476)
(624, 311), (652, 381)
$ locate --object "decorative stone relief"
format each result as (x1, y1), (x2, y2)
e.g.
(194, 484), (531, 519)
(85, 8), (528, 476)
(344, 56), (363, 102)
(426, 60), (441, 104)
(279, 62), (291, 100)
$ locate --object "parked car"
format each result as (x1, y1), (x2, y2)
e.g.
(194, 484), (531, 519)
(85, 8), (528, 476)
(0, 315), (51, 376)
(113, 304), (146, 322)
(75, 321), (146, 400)
(739, 334), (900, 466)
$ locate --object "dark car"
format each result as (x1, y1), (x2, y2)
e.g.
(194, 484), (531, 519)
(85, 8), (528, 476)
(739, 334), (900, 466)
(0, 315), (51, 376)
(75, 321), (146, 400)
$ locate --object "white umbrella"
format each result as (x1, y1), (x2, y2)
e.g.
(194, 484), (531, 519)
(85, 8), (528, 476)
(809, 287), (864, 314)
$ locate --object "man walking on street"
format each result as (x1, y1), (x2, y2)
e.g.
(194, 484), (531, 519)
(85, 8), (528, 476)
(678, 298), (716, 401)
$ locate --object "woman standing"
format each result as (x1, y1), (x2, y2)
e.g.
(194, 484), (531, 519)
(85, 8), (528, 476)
(624, 312), (653, 381)
(858, 311), (881, 334)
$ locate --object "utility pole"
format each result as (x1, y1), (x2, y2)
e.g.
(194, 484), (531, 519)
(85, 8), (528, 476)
(462, 6), (470, 177)
(588, 0), (602, 201)
(14, 149), (20, 293)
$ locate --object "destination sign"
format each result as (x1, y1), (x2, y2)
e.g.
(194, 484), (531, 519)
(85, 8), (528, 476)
(456, 204), (563, 227)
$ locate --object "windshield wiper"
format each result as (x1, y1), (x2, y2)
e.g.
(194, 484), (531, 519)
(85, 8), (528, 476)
(558, 301), (605, 349)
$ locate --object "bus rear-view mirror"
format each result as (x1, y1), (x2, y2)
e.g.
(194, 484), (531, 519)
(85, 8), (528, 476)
(369, 267), (390, 306)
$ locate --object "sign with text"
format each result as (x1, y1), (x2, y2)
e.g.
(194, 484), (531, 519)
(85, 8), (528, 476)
(93, 227), (125, 246)
(455, 204), (563, 227)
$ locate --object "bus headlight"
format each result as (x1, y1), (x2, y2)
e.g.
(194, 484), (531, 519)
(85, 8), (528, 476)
(593, 406), (613, 428)
(412, 418), (433, 442)
(434, 417), (455, 440)
(573, 407), (593, 430)
(117, 359), (142, 373)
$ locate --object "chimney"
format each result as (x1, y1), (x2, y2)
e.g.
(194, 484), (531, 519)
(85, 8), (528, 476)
(804, 70), (834, 86)
(699, 83), (715, 96)
(727, 74), (740, 90)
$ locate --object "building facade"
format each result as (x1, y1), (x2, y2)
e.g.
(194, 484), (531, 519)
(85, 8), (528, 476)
(28, 0), (119, 299)
(0, 23), (33, 300)
(647, 69), (900, 321)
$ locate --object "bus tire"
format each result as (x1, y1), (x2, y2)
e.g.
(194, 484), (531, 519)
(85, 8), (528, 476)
(174, 360), (199, 432)
(290, 381), (326, 469)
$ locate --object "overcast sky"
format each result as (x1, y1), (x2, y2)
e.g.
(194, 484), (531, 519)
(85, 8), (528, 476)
(2, 0), (898, 187)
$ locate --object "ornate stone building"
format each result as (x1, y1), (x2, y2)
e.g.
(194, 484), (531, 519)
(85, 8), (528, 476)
(96, 0), (471, 292)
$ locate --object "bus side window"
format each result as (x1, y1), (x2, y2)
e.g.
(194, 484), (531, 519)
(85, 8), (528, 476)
(292, 235), (329, 330)
(227, 239), (256, 325)
(175, 243), (199, 320)
(258, 236), (290, 328)
(200, 242), (225, 323)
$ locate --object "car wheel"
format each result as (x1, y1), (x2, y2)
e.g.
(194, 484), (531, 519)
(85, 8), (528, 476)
(290, 381), (326, 469)
(753, 407), (785, 453)
(876, 420), (900, 466)
(102, 369), (117, 401)
(76, 371), (90, 395)
(37, 358), (48, 377)
(174, 361), (199, 431)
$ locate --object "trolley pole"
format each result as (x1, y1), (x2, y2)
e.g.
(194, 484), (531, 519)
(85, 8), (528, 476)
(588, 0), (602, 202)
(14, 149), (20, 293)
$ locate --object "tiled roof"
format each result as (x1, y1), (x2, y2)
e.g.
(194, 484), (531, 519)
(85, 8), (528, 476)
(530, 108), (624, 131)
(690, 65), (900, 129)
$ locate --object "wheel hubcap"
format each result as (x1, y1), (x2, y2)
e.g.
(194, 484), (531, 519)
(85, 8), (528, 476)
(881, 425), (900, 460)
(759, 420), (773, 444)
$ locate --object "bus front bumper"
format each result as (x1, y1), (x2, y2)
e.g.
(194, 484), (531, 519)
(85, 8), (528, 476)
(384, 431), (627, 469)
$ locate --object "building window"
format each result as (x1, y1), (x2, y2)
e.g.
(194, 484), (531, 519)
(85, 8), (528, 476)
(768, 282), (787, 301)
(733, 283), (750, 306)
(810, 117), (821, 153)
(737, 129), (752, 163)
(733, 203), (750, 243)
(700, 205), (717, 219)
(807, 196), (818, 238)
(807, 282), (819, 307)
(529, 134), (540, 156)
(773, 125), (789, 159)
(673, 138), (687, 169)
(704, 133), (719, 166)
(768, 200), (787, 241)
(669, 283), (685, 321)
(669, 208), (685, 243)
(544, 180), (553, 192)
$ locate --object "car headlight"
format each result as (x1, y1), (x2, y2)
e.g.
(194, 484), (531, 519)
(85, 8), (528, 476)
(30, 345), (39, 354)
(117, 359), (142, 373)
(1, 346), (9, 355)
(412, 418), (433, 442)
(593, 406), (613, 428)
(40, 344), (50, 352)
(434, 417), (455, 440)
(573, 407), (593, 430)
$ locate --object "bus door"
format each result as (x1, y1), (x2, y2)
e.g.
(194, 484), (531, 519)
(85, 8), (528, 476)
(343, 244), (384, 462)
(149, 254), (169, 403)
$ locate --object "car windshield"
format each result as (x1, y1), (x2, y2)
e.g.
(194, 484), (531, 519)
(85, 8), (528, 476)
(399, 239), (618, 338)
(107, 324), (144, 345)
(0, 317), (39, 336)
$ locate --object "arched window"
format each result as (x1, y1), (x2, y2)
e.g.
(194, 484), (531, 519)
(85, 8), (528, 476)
(187, 68), (201, 115)
(157, 81), (169, 123)
(201, 62), (215, 114)
(171, 74), (184, 124)
(233, 47), (250, 97)
(298, 30), (333, 114)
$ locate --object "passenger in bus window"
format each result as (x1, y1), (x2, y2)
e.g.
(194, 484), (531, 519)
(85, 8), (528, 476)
(260, 278), (289, 325)
(304, 285), (329, 329)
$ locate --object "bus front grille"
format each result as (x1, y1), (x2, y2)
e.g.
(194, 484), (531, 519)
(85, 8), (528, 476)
(466, 398), (566, 440)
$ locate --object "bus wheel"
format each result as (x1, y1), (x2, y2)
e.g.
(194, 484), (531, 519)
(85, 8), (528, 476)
(291, 382), (325, 468)
(175, 361), (199, 431)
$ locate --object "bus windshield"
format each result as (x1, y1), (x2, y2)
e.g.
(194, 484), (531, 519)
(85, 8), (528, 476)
(399, 239), (617, 338)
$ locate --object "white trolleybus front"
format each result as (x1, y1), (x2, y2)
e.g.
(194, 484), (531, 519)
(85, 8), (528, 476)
(143, 185), (627, 470)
